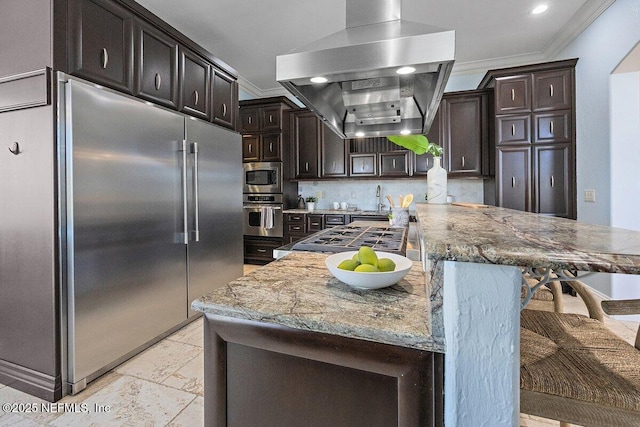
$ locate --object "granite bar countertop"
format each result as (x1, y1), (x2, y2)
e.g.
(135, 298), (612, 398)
(192, 251), (445, 352)
(416, 203), (640, 274)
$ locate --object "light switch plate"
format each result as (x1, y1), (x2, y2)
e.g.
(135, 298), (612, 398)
(584, 190), (596, 202)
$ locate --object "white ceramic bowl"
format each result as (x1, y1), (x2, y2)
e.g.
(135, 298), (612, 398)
(325, 251), (413, 290)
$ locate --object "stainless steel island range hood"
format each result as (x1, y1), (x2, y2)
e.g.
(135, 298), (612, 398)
(276, 0), (455, 139)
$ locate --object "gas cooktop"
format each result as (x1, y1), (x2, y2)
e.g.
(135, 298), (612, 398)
(292, 224), (407, 255)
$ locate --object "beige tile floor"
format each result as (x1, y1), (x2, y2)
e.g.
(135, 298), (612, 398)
(0, 267), (637, 426)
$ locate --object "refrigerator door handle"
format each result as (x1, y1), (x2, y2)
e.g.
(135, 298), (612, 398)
(191, 142), (200, 242)
(178, 140), (189, 244)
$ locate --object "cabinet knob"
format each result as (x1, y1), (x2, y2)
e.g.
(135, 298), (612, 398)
(222, 103), (227, 117)
(101, 48), (109, 69)
(193, 90), (199, 106)
(154, 73), (161, 91)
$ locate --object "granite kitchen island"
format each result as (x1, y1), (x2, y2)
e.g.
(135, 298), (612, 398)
(193, 203), (640, 427)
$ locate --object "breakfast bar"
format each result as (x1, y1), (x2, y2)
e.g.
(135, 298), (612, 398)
(193, 204), (640, 427)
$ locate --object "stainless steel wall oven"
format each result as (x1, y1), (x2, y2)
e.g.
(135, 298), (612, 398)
(243, 194), (284, 238)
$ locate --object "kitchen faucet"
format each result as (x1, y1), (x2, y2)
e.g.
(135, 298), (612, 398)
(376, 185), (386, 212)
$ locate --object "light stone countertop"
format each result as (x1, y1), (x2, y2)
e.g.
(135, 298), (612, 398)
(192, 251), (444, 352)
(283, 208), (391, 215)
(416, 203), (640, 274)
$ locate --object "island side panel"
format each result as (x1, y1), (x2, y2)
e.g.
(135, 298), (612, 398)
(203, 314), (444, 427)
(442, 261), (522, 427)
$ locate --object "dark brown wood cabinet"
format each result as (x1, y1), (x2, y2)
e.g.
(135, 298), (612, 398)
(534, 143), (573, 217)
(497, 146), (531, 212)
(243, 237), (282, 265)
(322, 129), (348, 178)
(442, 91), (489, 177)
(68, 0), (134, 93)
(10, 0), (238, 126)
(349, 153), (377, 177)
(240, 98), (297, 162)
(292, 110), (321, 179)
(413, 108), (441, 176)
(134, 20), (178, 109)
(306, 214), (324, 233)
(179, 46), (210, 120)
(284, 212), (307, 244)
(379, 151), (410, 177)
(211, 67), (236, 130)
(480, 59), (577, 219)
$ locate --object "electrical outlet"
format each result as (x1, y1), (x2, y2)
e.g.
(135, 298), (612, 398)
(584, 190), (596, 202)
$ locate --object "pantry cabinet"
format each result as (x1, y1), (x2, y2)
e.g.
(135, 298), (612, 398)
(240, 97), (297, 162)
(480, 59), (577, 219)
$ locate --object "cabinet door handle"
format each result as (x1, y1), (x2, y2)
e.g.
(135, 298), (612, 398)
(461, 156), (465, 168)
(511, 88), (515, 101)
(256, 249), (267, 253)
(269, 142), (273, 153)
(332, 160), (336, 171)
(193, 90), (199, 106)
(101, 48), (109, 69)
(311, 222), (320, 226)
(248, 116), (253, 124)
(293, 226), (301, 230)
(154, 73), (161, 90)
(550, 175), (555, 188)
(550, 84), (554, 97)
(512, 177), (516, 187)
(392, 159), (396, 168)
(222, 103), (227, 117)
(269, 114), (274, 123)
(511, 124), (516, 136)
(305, 162), (309, 172)
(248, 143), (252, 153)
(549, 120), (554, 134)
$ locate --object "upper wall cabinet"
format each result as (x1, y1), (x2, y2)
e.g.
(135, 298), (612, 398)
(239, 97), (297, 163)
(211, 67), (236, 130)
(68, 0), (134, 93)
(179, 46), (210, 120)
(134, 20), (178, 109)
(495, 75), (530, 114)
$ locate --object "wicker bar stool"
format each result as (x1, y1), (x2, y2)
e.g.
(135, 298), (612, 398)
(520, 275), (640, 427)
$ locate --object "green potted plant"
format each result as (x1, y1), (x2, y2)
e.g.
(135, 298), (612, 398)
(305, 196), (317, 211)
(388, 134), (448, 204)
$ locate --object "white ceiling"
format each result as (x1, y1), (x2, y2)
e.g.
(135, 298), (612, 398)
(135, 0), (614, 98)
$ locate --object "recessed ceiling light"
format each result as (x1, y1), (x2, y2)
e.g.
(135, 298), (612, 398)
(400, 129), (411, 135)
(532, 4), (548, 14)
(355, 131), (365, 137)
(310, 76), (328, 83)
(396, 66), (416, 75)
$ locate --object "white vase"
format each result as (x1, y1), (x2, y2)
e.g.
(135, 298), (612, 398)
(427, 156), (448, 204)
(307, 202), (315, 211)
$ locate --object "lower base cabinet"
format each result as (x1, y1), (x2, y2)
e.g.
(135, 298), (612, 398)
(204, 315), (444, 427)
(243, 237), (282, 265)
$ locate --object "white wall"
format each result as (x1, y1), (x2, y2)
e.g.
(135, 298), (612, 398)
(610, 69), (640, 317)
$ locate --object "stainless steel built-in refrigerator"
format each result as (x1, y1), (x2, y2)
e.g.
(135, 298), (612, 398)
(60, 77), (242, 393)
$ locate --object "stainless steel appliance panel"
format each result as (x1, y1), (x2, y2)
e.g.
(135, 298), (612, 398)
(185, 118), (243, 317)
(243, 205), (284, 238)
(0, 105), (58, 376)
(243, 161), (282, 194)
(65, 80), (187, 384)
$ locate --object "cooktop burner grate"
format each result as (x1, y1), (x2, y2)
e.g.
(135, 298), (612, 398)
(292, 224), (407, 255)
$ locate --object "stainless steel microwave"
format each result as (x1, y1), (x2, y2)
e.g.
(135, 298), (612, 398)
(243, 162), (282, 194)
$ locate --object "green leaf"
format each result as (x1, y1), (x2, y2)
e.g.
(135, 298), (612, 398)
(387, 135), (429, 155)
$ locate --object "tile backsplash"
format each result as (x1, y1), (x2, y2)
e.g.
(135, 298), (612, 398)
(297, 178), (485, 211)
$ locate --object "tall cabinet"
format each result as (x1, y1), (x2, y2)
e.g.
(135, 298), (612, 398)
(479, 59), (577, 219)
